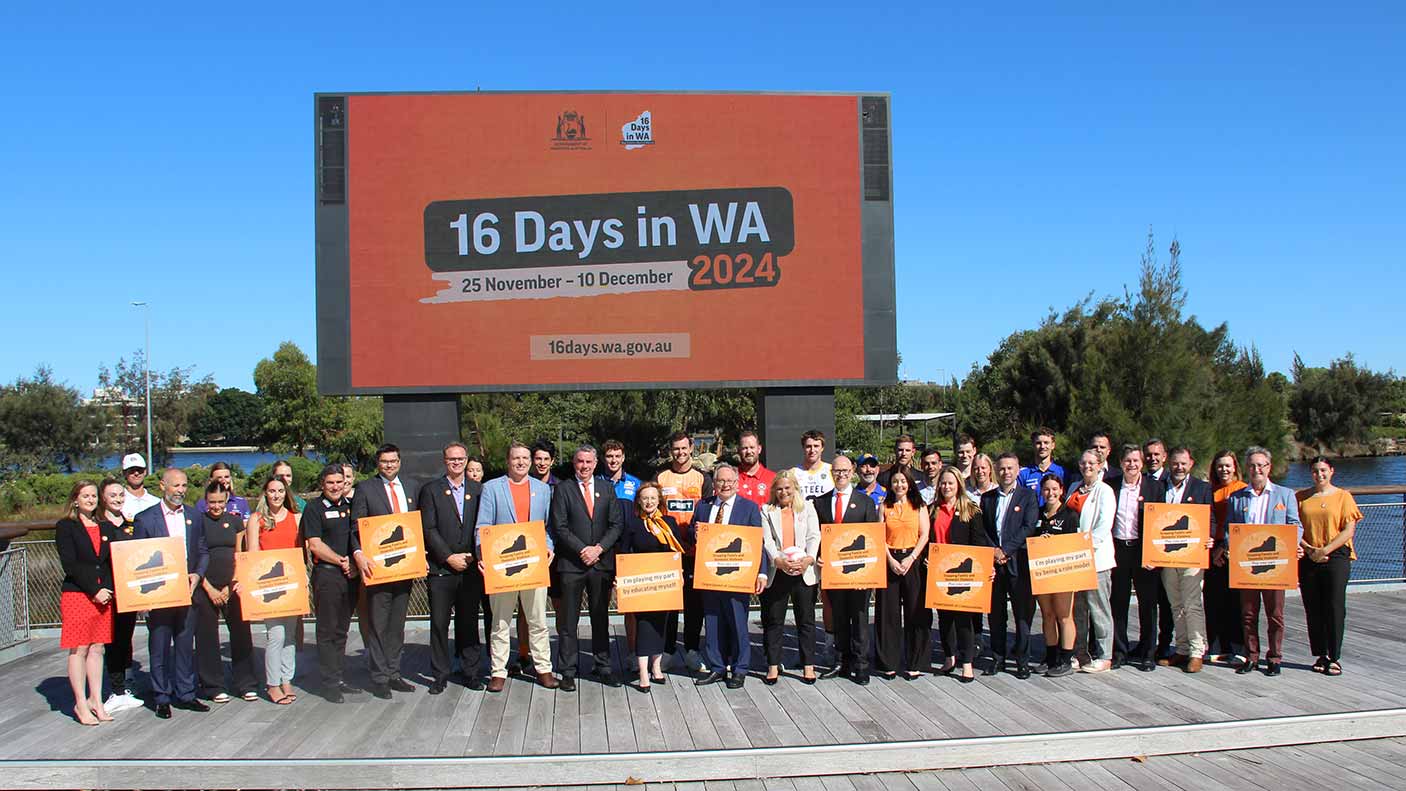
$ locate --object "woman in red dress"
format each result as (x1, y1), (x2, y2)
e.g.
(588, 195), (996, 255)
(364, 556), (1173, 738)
(55, 480), (116, 725)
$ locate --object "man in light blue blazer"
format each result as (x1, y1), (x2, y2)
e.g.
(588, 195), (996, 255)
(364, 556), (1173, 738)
(132, 468), (210, 719)
(691, 463), (767, 689)
(1213, 446), (1303, 677)
(476, 442), (557, 692)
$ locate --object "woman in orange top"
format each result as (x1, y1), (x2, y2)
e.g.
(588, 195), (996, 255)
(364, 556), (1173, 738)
(1296, 456), (1361, 676)
(875, 469), (931, 679)
(246, 476), (303, 704)
(1205, 449), (1248, 664)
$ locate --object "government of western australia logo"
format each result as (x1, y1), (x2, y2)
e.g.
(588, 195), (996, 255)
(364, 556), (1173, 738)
(552, 110), (591, 150)
(621, 110), (654, 149)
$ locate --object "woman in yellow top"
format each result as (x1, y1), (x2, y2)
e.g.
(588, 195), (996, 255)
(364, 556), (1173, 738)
(875, 469), (932, 679)
(1296, 456), (1361, 676)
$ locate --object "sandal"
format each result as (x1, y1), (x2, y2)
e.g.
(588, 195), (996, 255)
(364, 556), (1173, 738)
(1312, 656), (1329, 673)
(268, 687), (295, 705)
(1325, 661), (1343, 677)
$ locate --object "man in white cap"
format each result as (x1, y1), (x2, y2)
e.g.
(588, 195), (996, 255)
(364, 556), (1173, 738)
(121, 453), (161, 520)
(105, 452), (158, 714)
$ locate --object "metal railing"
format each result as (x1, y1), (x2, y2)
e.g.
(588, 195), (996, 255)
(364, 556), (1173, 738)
(0, 547), (30, 650)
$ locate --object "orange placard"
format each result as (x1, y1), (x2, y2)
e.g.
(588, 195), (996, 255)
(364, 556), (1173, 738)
(356, 511), (429, 586)
(234, 549), (310, 621)
(925, 544), (995, 613)
(692, 523), (764, 593)
(1026, 532), (1099, 595)
(112, 537), (190, 613)
(1229, 524), (1299, 590)
(819, 522), (886, 590)
(480, 521), (552, 594)
(615, 552), (684, 613)
(1142, 503), (1211, 569)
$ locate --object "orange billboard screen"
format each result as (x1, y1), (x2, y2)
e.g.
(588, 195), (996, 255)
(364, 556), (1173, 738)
(315, 92), (895, 393)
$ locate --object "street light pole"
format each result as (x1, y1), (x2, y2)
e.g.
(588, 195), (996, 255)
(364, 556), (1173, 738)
(131, 301), (153, 467)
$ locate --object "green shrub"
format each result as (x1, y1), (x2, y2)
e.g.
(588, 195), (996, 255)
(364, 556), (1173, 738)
(0, 482), (37, 514)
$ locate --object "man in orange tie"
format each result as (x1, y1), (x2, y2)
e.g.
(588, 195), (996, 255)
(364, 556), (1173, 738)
(351, 444), (419, 699)
(549, 446), (624, 690)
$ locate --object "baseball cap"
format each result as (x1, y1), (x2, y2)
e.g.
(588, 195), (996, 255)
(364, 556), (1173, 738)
(858, 454), (879, 466)
(121, 453), (147, 471)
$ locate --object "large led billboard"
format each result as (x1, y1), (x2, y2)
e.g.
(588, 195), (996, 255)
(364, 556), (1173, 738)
(315, 91), (895, 394)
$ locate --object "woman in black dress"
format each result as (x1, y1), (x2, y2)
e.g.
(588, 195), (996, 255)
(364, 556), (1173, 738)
(1033, 473), (1080, 677)
(55, 480), (116, 725)
(931, 466), (989, 683)
(620, 481), (686, 692)
(193, 481), (256, 703)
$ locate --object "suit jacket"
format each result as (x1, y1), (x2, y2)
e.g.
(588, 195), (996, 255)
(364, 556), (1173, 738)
(1107, 474), (1167, 551)
(760, 501), (822, 587)
(55, 517), (118, 596)
(621, 511), (686, 555)
(692, 495), (769, 581)
(133, 501), (210, 581)
(943, 513), (990, 548)
(979, 487), (1040, 576)
(550, 476), (624, 573)
(1165, 475), (1214, 508)
(418, 476), (483, 575)
(475, 474), (554, 552)
(811, 488), (880, 526)
(352, 475), (419, 521)
(1217, 481), (1303, 548)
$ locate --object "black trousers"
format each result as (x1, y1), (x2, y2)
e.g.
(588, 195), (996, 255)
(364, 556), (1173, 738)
(875, 550), (930, 673)
(106, 610), (138, 693)
(312, 565), (357, 685)
(939, 609), (977, 665)
(1300, 549), (1351, 661)
(427, 570), (487, 680)
(680, 571), (703, 653)
(989, 566), (1035, 665)
(1111, 540), (1161, 661)
(1157, 584), (1175, 653)
(760, 572), (817, 668)
(365, 579), (412, 685)
(1202, 562), (1241, 656)
(828, 588), (872, 673)
(192, 586), (256, 696)
(556, 567), (614, 677)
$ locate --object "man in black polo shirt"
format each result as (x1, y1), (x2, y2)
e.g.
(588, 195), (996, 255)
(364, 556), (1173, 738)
(302, 464), (362, 703)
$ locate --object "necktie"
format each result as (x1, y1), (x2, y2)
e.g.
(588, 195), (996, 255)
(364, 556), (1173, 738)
(582, 480), (594, 518)
(718, 500), (729, 524)
(386, 481), (401, 513)
(835, 492), (846, 523)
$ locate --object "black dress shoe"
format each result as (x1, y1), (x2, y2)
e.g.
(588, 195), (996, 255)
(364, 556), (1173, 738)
(1137, 660), (1156, 672)
(465, 676), (485, 691)
(820, 665), (846, 679)
(1265, 662), (1282, 676)
(593, 670), (621, 688)
(559, 676), (577, 692)
(325, 689), (345, 704)
(428, 679), (447, 695)
(725, 676), (745, 689)
(695, 671), (726, 686)
(174, 699), (210, 712)
(1110, 655), (1126, 670)
(388, 678), (415, 693)
(336, 682), (362, 695)
(1014, 666), (1032, 680)
(1236, 660), (1255, 675)
(982, 665), (999, 676)
(853, 672), (870, 685)
(370, 683), (392, 699)
(155, 703), (172, 719)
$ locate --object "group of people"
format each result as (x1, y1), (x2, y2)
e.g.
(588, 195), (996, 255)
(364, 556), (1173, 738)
(55, 428), (1362, 725)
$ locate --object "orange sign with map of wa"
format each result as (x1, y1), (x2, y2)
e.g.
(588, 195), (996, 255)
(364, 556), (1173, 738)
(481, 521), (551, 594)
(615, 552), (684, 613)
(925, 543), (995, 613)
(234, 549), (311, 621)
(1229, 524), (1299, 590)
(112, 537), (190, 613)
(356, 511), (429, 585)
(692, 523), (764, 593)
(1026, 532), (1099, 595)
(1142, 503), (1211, 569)
(819, 522), (886, 590)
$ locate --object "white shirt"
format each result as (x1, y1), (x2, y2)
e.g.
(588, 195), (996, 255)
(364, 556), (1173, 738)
(1113, 479), (1142, 540)
(162, 502), (187, 539)
(714, 496), (735, 525)
(122, 488), (160, 521)
(382, 476), (407, 513)
(994, 487), (1016, 535)
(1164, 477), (1188, 505)
(1247, 485), (1272, 524)
(792, 462), (834, 499)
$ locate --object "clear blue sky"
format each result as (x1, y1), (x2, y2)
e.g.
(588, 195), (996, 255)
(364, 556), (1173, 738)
(3, 2), (1402, 393)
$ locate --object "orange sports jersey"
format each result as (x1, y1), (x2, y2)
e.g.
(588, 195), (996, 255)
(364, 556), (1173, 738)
(658, 468), (711, 541)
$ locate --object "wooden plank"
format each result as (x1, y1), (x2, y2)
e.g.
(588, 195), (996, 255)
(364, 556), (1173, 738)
(578, 668), (611, 754)
(437, 683), (488, 756)
(523, 679), (558, 755)
(603, 680), (639, 753)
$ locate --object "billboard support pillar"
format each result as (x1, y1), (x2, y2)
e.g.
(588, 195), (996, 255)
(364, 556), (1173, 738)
(758, 388), (836, 472)
(383, 395), (460, 482)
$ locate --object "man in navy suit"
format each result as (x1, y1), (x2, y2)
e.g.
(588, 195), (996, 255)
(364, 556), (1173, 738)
(691, 463), (766, 689)
(132, 468), (210, 719)
(979, 453), (1041, 678)
(550, 445), (624, 690)
(351, 443), (419, 699)
(813, 455), (881, 684)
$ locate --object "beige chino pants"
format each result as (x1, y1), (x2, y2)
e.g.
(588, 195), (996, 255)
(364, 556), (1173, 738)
(489, 588), (553, 678)
(1160, 566), (1206, 657)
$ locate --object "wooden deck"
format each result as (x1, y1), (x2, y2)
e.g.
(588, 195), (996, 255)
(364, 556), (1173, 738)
(4, 589), (1406, 789)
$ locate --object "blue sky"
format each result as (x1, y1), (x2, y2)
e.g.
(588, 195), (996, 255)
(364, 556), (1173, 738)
(2, 2), (1402, 393)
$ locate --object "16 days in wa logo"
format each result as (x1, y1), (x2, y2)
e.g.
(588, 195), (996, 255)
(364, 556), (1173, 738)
(551, 109), (592, 150)
(621, 110), (654, 149)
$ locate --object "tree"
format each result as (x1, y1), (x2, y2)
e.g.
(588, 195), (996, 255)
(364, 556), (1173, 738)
(188, 387), (264, 446)
(96, 351), (215, 464)
(0, 367), (105, 474)
(254, 342), (335, 455)
(1289, 354), (1394, 450)
(324, 396), (384, 469)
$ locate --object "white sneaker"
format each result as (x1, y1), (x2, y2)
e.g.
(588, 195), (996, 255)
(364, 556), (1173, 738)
(1080, 659), (1112, 673)
(104, 692), (143, 713)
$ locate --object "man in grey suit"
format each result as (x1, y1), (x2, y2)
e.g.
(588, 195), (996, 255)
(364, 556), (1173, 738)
(550, 445), (624, 690)
(351, 443), (419, 699)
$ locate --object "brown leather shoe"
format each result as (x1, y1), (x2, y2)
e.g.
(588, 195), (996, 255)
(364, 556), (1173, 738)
(1170, 654), (1190, 667)
(1184, 658), (1203, 673)
(537, 672), (559, 689)
(486, 676), (506, 693)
